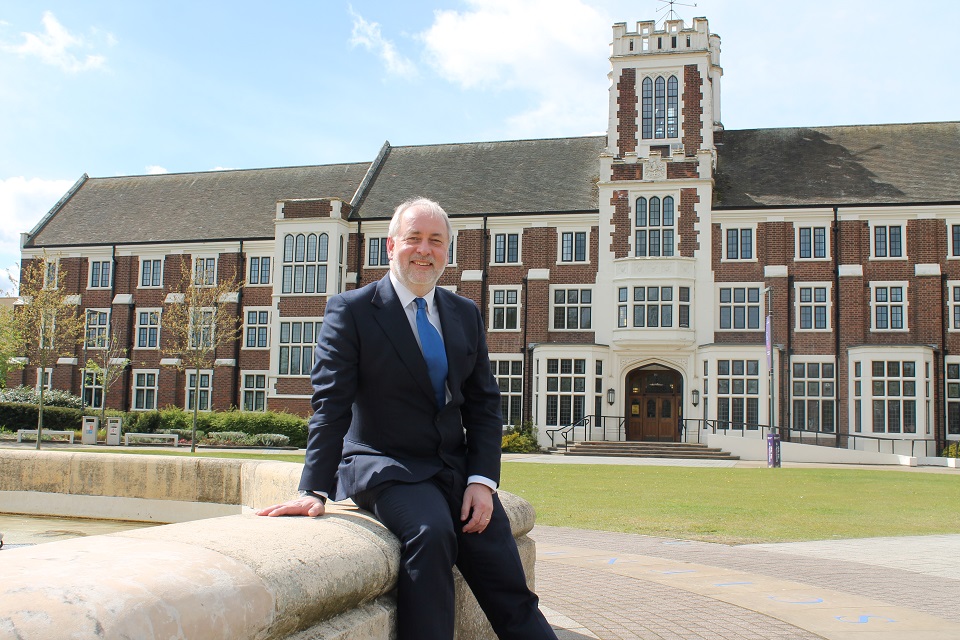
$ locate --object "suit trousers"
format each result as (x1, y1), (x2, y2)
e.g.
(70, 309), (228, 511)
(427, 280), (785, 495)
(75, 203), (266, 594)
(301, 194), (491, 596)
(353, 472), (557, 640)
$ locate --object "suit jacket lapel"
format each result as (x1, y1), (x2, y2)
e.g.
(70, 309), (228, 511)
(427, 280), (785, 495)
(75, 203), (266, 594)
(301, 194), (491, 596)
(371, 275), (437, 406)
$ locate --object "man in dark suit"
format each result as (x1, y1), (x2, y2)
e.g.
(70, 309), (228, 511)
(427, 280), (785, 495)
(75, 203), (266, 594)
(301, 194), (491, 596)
(257, 198), (557, 640)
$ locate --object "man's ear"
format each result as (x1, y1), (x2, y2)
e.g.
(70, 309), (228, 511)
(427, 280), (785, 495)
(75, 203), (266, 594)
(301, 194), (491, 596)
(386, 236), (396, 260)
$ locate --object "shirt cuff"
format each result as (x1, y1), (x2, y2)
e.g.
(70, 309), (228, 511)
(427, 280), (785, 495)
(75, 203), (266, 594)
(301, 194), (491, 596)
(299, 489), (328, 503)
(467, 475), (498, 492)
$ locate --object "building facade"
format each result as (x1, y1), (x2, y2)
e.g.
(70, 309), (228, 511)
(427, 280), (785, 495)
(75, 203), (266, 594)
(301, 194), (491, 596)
(15, 17), (960, 453)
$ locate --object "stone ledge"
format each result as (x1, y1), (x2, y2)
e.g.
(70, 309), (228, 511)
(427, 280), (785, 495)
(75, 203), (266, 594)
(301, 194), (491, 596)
(0, 450), (537, 639)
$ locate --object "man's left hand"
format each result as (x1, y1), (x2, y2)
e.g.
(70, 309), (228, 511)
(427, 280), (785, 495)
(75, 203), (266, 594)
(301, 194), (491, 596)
(461, 483), (495, 534)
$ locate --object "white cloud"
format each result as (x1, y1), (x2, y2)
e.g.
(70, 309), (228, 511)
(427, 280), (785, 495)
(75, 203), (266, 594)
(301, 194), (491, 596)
(419, 0), (612, 137)
(145, 165), (168, 175)
(0, 176), (74, 293)
(349, 8), (417, 78)
(1, 11), (108, 73)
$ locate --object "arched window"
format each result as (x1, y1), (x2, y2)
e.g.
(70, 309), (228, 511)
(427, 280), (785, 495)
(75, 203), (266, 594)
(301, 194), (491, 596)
(667, 76), (678, 138)
(634, 196), (675, 257)
(641, 77), (653, 140)
(654, 76), (666, 139)
(282, 232), (329, 294)
(641, 75), (679, 140)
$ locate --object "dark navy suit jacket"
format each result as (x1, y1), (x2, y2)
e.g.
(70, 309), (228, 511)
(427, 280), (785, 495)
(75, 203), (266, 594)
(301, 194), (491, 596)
(299, 275), (503, 502)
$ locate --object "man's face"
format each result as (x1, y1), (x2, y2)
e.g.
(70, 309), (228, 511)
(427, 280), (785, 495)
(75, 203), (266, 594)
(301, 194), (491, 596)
(387, 205), (449, 295)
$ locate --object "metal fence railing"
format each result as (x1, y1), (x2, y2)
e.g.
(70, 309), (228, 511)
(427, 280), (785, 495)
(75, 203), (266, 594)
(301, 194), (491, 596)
(547, 415), (945, 458)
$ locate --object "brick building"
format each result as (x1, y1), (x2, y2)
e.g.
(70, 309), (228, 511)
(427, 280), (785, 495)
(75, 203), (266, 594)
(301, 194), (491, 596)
(15, 17), (960, 453)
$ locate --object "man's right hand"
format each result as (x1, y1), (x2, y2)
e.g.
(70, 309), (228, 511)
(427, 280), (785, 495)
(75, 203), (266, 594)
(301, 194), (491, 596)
(256, 495), (326, 518)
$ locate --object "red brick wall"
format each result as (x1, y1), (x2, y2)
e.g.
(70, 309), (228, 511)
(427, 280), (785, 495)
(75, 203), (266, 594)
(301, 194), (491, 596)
(610, 190), (631, 258)
(616, 68), (637, 156)
(678, 188), (700, 257)
(682, 64), (703, 155)
(611, 164), (643, 181)
(667, 162), (699, 179)
(283, 200), (333, 219)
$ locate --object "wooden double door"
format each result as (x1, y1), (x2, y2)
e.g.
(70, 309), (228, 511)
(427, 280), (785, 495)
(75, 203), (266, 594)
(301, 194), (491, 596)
(626, 369), (681, 442)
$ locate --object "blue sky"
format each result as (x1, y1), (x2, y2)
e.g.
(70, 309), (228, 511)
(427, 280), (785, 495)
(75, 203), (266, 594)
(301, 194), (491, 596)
(2, 0), (958, 292)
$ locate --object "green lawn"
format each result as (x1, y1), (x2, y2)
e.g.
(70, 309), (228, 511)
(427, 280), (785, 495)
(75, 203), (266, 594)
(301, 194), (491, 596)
(47, 448), (960, 545)
(500, 463), (960, 544)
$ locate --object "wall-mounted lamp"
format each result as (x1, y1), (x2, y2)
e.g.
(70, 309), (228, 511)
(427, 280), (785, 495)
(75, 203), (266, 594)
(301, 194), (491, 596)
(691, 389), (700, 407)
(606, 388), (616, 406)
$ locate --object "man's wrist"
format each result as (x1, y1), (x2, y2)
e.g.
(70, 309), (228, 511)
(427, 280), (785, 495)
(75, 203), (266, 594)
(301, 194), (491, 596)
(467, 475), (498, 493)
(298, 490), (327, 504)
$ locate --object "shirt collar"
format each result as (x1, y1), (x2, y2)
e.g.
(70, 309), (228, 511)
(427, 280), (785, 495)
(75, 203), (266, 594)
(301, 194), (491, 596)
(389, 271), (436, 310)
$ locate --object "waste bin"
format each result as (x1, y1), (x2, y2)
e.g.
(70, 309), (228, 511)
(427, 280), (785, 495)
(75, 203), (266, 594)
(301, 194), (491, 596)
(106, 417), (122, 446)
(766, 432), (781, 468)
(81, 416), (99, 445)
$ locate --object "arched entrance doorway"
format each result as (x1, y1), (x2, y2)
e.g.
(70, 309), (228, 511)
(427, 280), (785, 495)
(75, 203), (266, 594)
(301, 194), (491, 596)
(625, 366), (682, 442)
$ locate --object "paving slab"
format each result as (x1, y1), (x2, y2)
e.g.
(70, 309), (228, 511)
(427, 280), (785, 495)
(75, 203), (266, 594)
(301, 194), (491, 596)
(532, 525), (960, 639)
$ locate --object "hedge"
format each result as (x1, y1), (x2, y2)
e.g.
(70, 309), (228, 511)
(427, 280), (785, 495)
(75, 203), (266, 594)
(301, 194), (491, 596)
(125, 407), (308, 448)
(0, 402), (84, 432)
(1, 401), (308, 448)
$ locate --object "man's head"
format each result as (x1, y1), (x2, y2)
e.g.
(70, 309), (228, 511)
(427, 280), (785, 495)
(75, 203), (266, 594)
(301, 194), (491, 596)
(387, 197), (451, 297)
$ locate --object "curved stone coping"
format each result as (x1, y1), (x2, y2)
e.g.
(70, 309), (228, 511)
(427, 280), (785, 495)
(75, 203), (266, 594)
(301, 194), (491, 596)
(0, 450), (538, 639)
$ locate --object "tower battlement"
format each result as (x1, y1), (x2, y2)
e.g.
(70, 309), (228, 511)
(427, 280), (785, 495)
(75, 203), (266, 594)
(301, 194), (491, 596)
(612, 17), (719, 64)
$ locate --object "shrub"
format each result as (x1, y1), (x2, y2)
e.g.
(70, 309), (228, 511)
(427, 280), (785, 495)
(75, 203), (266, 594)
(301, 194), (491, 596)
(247, 433), (290, 447)
(198, 431), (291, 447)
(125, 407), (196, 434)
(204, 410), (308, 448)
(124, 410), (163, 434)
(0, 386), (84, 409)
(204, 431), (247, 444)
(0, 402), (84, 432)
(942, 442), (960, 458)
(159, 428), (205, 443)
(501, 421), (541, 453)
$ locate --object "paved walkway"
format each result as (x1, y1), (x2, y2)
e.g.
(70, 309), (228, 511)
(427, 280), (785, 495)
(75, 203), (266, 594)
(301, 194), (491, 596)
(508, 454), (960, 640)
(4, 443), (959, 637)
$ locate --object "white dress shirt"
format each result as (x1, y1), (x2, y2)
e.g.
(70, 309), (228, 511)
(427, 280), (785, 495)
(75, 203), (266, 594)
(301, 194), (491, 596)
(389, 272), (498, 493)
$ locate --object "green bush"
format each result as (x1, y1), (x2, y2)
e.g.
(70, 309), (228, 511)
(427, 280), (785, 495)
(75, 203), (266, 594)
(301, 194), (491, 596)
(204, 431), (247, 444)
(125, 407), (197, 434)
(190, 431), (290, 447)
(0, 386), (84, 409)
(942, 442), (960, 458)
(501, 421), (541, 453)
(0, 401), (84, 432)
(203, 410), (308, 448)
(246, 433), (291, 447)
(159, 428), (205, 443)
(122, 408), (306, 446)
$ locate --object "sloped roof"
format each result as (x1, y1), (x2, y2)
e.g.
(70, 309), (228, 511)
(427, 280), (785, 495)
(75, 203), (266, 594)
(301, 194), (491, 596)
(26, 163), (369, 247)
(353, 137), (605, 219)
(714, 122), (960, 208)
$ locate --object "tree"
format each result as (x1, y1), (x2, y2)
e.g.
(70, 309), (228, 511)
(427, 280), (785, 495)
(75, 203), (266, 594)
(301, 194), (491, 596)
(13, 255), (85, 449)
(0, 274), (24, 388)
(161, 259), (241, 452)
(83, 320), (130, 427)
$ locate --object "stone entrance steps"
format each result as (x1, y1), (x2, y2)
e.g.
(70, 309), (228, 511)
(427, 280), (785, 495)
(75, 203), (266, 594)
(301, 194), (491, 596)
(563, 440), (740, 460)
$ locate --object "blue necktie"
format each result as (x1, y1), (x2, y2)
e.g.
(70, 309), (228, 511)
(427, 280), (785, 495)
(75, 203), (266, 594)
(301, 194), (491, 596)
(415, 297), (448, 409)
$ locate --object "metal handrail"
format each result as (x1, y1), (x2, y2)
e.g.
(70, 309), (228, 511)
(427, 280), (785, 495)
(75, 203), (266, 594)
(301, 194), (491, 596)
(549, 416), (944, 457)
(686, 418), (943, 457)
(545, 414), (625, 449)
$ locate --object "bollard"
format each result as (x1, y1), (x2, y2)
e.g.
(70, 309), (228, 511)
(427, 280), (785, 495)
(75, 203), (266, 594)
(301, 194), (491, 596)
(766, 432), (781, 468)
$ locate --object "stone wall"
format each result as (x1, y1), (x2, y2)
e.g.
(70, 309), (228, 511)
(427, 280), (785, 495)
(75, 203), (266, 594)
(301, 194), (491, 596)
(0, 450), (538, 639)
